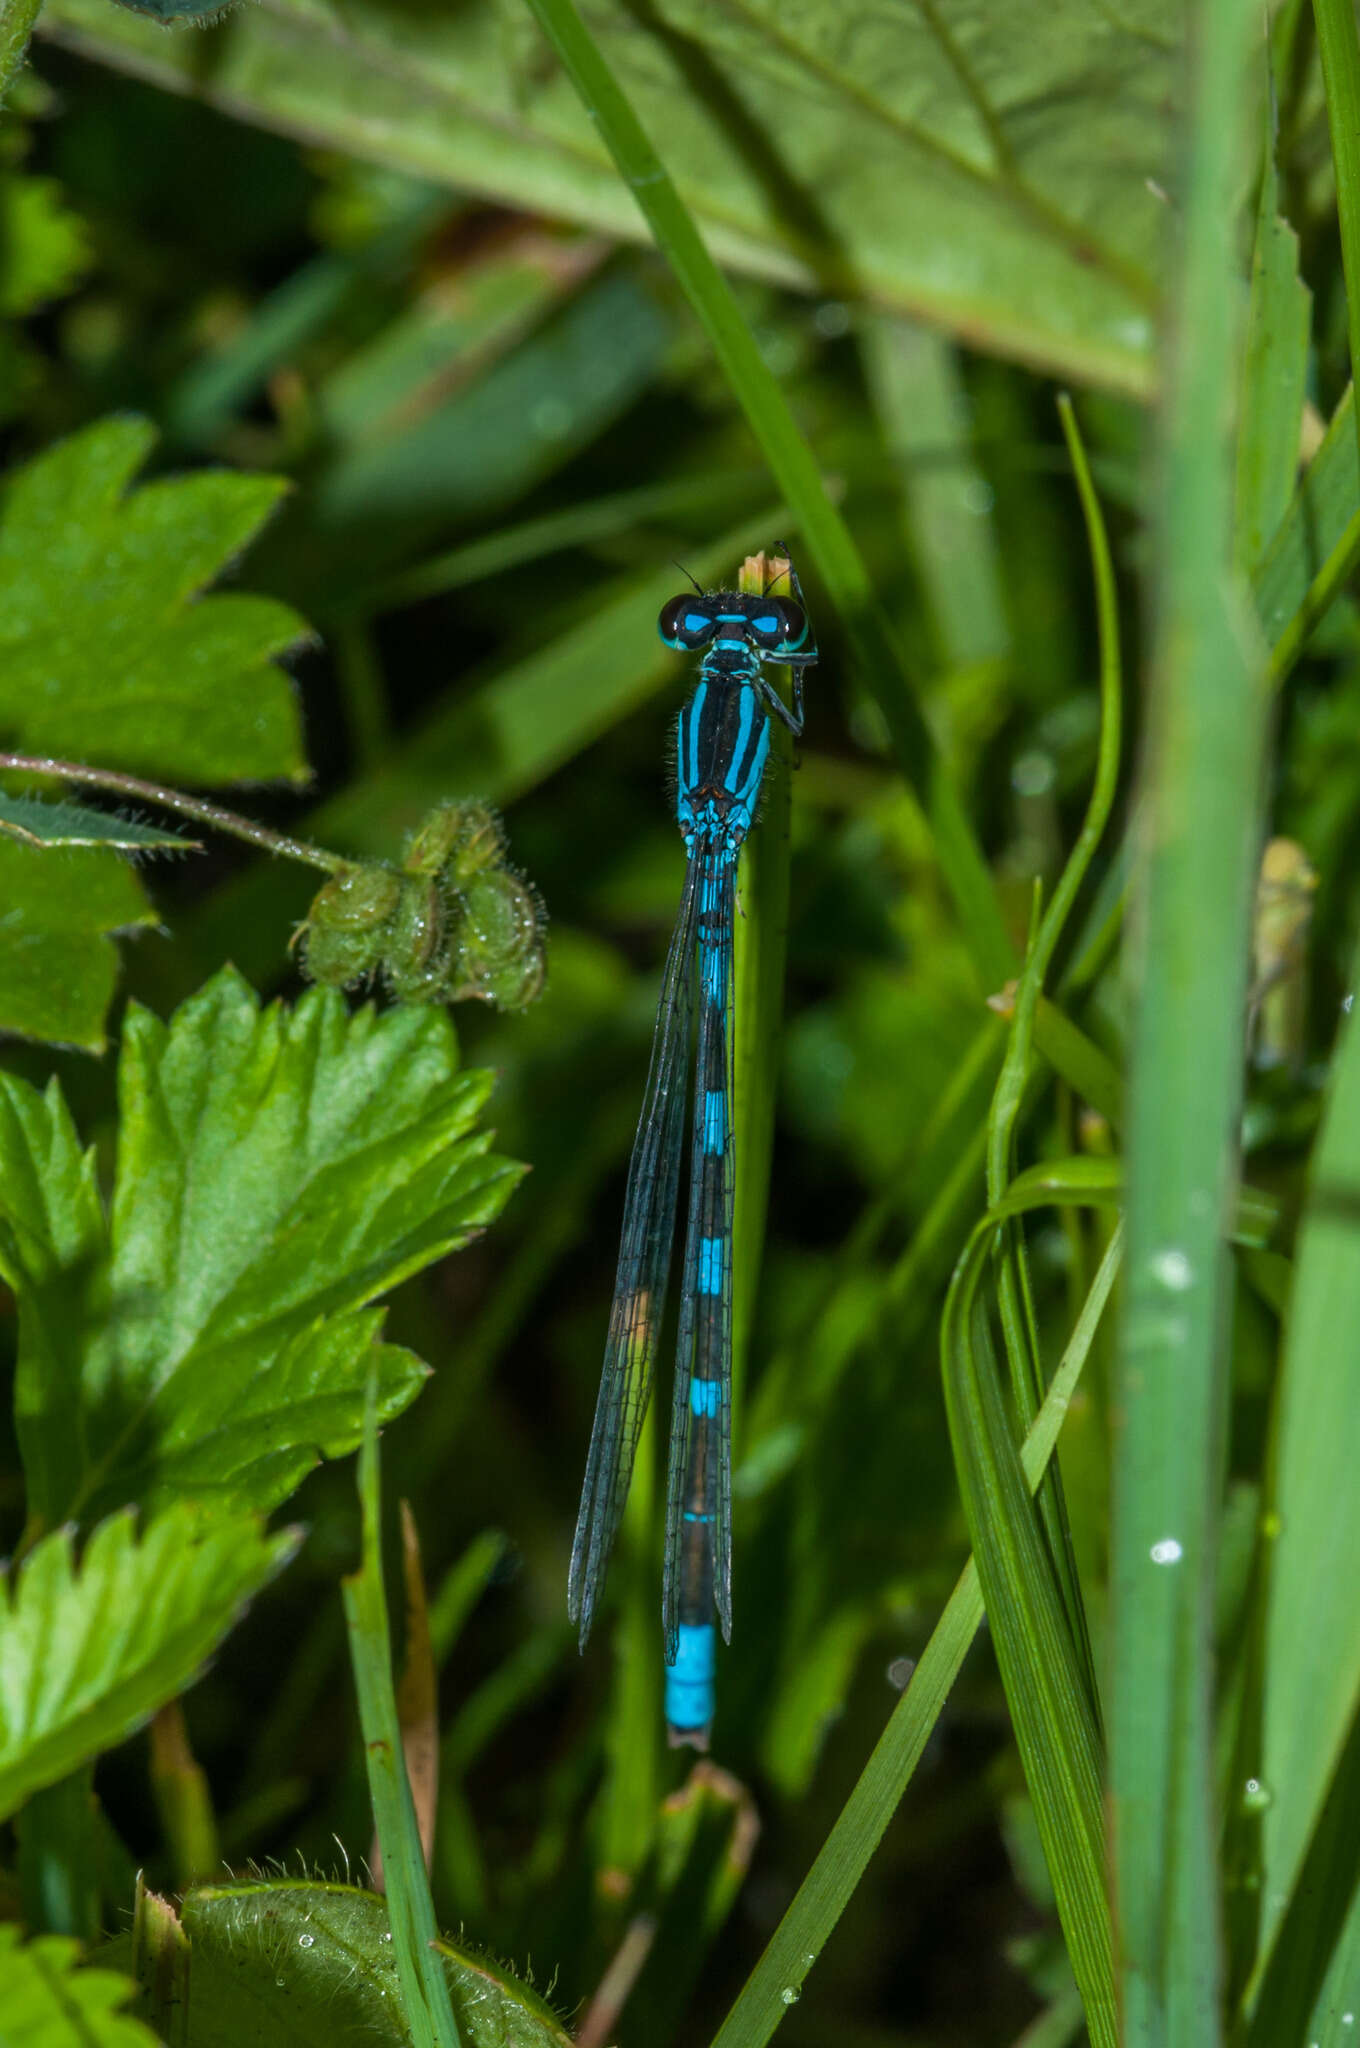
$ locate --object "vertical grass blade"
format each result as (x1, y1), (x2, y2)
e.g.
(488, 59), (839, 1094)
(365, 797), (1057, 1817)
(342, 1384), (462, 2048)
(1110, 0), (1268, 2036)
(982, 395), (1123, 1721)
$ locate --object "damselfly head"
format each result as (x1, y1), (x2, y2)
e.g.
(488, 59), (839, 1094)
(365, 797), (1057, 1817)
(658, 590), (807, 655)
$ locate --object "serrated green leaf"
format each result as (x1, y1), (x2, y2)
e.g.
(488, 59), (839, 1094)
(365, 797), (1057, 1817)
(0, 417), (309, 785)
(0, 1925), (157, 2048)
(0, 838), (158, 1052)
(0, 1504), (299, 1821)
(37, 0), (1168, 392)
(1, 966), (523, 1527)
(0, 176), (92, 317)
(105, 1883), (574, 2047)
(0, 791), (196, 852)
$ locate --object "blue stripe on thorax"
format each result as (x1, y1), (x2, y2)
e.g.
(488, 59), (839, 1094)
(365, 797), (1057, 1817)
(683, 679), (706, 792)
(723, 688), (755, 797)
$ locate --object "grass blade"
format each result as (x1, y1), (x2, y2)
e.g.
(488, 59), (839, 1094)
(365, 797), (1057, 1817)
(1233, 100), (1310, 569)
(1110, 0), (1268, 2035)
(341, 1384), (461, 2048)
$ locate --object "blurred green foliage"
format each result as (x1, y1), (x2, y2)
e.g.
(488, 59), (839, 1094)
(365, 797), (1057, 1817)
(0, 3), (1359, 2044)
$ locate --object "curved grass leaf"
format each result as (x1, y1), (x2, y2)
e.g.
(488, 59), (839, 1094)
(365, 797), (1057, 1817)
(941, 1226), (1115, 2048)
(1, 967), (523, 1529)
(38, 0), (1168, 392)
(106, 1882), (574, 2048)
(0, 1926), (157, 2048)
(0, 1504), (299, 1822)
(980, 395), (1122, 1737)
(0, 418), (308, 785)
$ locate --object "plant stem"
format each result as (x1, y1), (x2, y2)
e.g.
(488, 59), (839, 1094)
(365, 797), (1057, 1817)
(0, 754), (343, 876)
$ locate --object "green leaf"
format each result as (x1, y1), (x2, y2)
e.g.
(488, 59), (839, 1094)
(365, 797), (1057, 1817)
(105, 1882), (574, 2047)
(0, 417), (309, 785)
(0, 1925), (158, 2048)
(1, 967), (524, 1528)
(1257, 992), (1360, 1970)
(0, 175), (91, 316)
(1253, 385), (1360, 681)
(1246, 1693), (1360, 2048)
(0, 838), (158, 1052)
(37, 0), (1168, 391)
(0, 790), (195, 851)
(0, 1504), (299, 1822)
(1233, 120), (1310, 571)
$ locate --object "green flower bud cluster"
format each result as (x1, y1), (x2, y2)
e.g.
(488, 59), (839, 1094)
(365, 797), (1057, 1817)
(299, 802), (546, 1013)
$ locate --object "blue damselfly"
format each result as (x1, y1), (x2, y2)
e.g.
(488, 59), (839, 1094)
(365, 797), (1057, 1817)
(569, 551), (817, 1745)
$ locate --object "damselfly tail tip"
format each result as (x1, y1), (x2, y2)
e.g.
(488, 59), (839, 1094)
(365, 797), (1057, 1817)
(666, 1719), (712, 1754)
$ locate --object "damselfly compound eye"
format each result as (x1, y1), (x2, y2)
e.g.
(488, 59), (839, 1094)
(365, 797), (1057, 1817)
(658, 595), (718, 649)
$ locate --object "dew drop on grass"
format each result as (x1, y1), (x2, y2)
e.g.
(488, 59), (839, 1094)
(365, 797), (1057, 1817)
(781, 1986), (801, 2006)
(1150, 1247), (1193, 1291)
(1150, 1538), (1183, 1565)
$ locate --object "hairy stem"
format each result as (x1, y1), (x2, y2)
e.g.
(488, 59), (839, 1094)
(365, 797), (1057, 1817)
(0, 754), (343, 875)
